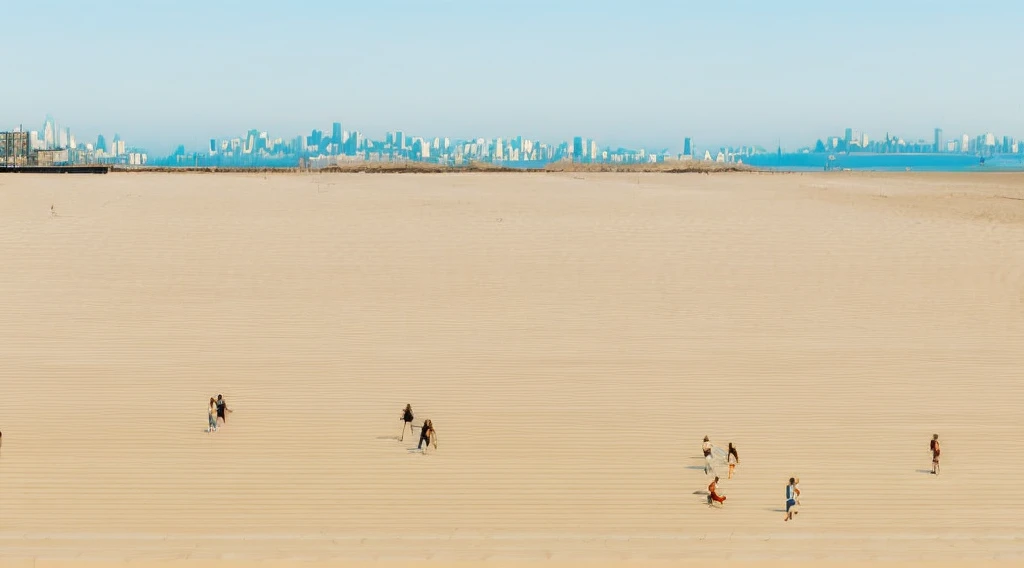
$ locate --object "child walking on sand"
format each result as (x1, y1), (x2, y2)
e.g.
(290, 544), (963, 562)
(727, 443), (739, 479)
(930, 434), (941, 475)
(207, 398), (218, 433)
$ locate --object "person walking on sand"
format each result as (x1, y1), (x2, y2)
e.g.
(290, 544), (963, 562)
(400, 404), (415, 441)
(418, 419), (437, 452)
(930, 434), (941, 475)
(708, 476), (726, 505)
(702, 436), (716, 476)
(207, 398), (218, 433)
(215, 394), (232, 426)
(727, 443), (739, 479)
(784, 477), (799, 521)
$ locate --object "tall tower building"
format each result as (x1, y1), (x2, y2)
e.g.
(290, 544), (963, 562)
(43, 115), (56, 149)
(934, 128), (942, 153)
(683, 137), (693, 157)
(332, 122), (342, 154)
(572, 137), (583, 161)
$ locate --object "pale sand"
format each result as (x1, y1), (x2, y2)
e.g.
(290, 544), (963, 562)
(1, 172), (1023, 566)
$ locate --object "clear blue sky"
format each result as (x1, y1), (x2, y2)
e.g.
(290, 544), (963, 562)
(4, 0), (1023, 153)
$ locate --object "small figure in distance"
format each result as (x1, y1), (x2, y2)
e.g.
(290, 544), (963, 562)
(215, 394), (232, 426)
(708, 476), (726, 506)
(400, 404), (415, 441)
(930, 434), (941, 475)
(727, 443), (739, 479)
(702, 436), (715, 476)
(207, 398), (218, 433)
(784, 477), (800, 521)
(418, 419), (438, 453)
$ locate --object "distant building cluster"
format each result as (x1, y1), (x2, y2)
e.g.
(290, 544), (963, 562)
(807, 127), (1022, 156)
(0, 115), (147, 168)
(173, 123), (699, 169)
(6, 113), (1024, 170)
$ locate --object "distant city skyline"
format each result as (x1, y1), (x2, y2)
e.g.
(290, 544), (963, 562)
(3, 1), (1023, 152)
(6, 112), (1024, 170)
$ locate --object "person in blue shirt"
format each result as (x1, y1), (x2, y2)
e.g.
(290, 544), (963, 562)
(784, 477), (800, 521)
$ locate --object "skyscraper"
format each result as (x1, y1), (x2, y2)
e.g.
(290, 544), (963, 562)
(683, 137), (693, 157)
(844, 128), (853, 148)
(572, 137), (583, 161)
(332, 122), (342, 155)
(43, 115), (56, 150)
(934, 128), (942, 153)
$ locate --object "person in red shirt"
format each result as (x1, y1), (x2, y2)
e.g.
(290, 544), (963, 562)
(708, 477), (726, 505)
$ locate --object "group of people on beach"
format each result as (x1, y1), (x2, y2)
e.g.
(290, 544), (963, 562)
(400, 404), (438, 452)
(704, 435), (799, 520)
(702, 436), (738, 507)
(700, 434), (942, 519)
(198, 397), (438, 451)
(205, 395), (231, 433)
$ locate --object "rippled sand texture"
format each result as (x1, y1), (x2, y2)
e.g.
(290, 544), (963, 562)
(1, 172), (1023, 566)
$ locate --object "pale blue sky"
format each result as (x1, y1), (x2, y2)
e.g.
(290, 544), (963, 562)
(4, 0), (1023, 153)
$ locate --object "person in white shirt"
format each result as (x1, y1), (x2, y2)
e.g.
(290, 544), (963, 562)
(702, 436), (716, 476)
(207, 398), (218, 433)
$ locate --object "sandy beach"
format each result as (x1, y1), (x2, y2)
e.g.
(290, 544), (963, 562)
(1, 171), (1023, 567)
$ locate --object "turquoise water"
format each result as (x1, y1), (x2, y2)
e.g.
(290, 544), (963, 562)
(744, 153), (1024, 172)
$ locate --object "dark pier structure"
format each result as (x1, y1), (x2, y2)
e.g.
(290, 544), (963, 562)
(0, 165), (111, 174)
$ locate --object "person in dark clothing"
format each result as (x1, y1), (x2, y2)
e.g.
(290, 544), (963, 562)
(785, 477), (800, 521)
(727, 443), (739, 479)
(930, 434), (941, 475)
(418, 419), (437, 452)
(400, 404), (415, 441)
(215, 394), (232, 426)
